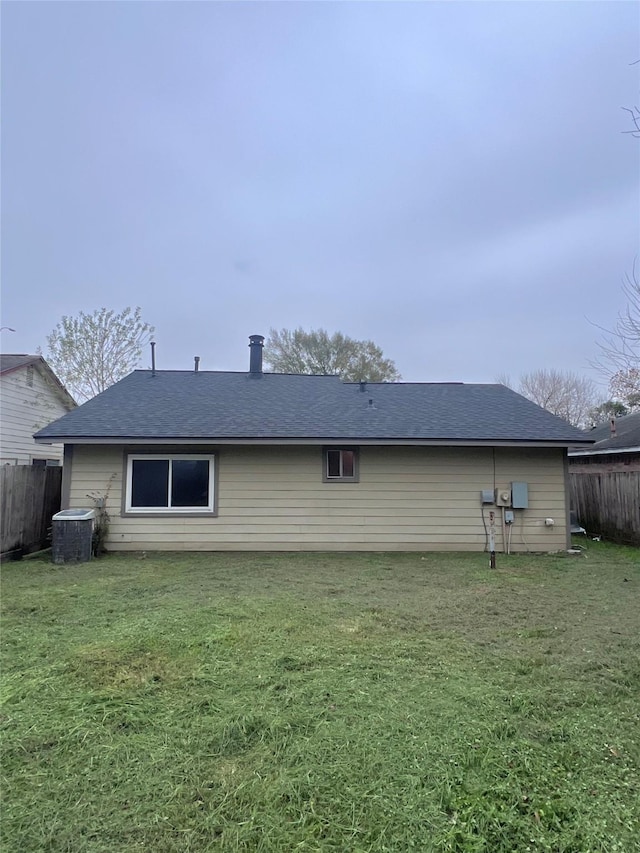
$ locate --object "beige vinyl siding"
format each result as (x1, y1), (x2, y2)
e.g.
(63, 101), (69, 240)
(67, 444), (568, 552)
(0, 367), (69, 464)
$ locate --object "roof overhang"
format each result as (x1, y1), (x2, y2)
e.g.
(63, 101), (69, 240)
(35, 436), (591, 448)
(568, 446), (640, 457)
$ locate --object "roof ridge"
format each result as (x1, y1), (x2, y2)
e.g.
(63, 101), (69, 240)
(131, 369), (342, 377)
(346, 381), (468, 386)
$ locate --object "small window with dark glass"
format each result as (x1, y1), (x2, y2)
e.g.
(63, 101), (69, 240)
(126, 455), (215, 513)
(324, 448), (358, 482)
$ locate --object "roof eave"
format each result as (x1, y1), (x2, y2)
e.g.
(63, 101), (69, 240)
(35, 360), (77, 409)
(568, 445), (640, 457)
(35, 435), (591, 448)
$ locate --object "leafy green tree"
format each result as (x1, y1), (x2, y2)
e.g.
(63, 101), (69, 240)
(588, 399), (629, 426)
(608, 370), (640, 412)
(44, 307), (154, 402)
(264, 328), (401, 382)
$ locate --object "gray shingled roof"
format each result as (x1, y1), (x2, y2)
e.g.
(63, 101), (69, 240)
(34, 370), (592, 444)
(0, 354), (40, 374)
(571, 411), (640, 453)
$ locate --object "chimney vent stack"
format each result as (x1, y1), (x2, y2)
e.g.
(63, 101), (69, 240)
(249, 335), (264, 375)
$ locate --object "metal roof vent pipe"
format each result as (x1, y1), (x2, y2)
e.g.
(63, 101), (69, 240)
(249, 335), (264, 376)
(610, 418), (616, 437)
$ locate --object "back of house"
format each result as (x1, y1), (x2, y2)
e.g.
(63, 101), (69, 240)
(34, 336), (592, 553)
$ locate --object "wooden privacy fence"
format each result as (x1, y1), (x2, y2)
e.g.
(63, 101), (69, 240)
(570, 471), (640, 546)
(1, 466), (63, 557)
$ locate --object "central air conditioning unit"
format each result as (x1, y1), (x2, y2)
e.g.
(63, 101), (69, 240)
(495, 488), (512, 507)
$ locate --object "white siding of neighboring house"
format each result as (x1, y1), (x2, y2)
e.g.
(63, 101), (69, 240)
(0, 366), (70, 464)
(67, 444), (569, 552)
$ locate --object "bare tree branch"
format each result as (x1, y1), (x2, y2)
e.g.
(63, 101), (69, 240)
(590, 262), (640, 410)
(621, 106), (640, 137)
(499, 369), (601, 428)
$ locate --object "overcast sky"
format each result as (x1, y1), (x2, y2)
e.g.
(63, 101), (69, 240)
(2, 1), (638, 388)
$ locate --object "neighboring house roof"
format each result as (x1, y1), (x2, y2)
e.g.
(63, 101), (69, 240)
(1, 354), (76, 410)
(35, 370), (592, 445)
(0, 354), (42, 374)
(569, 411), (640, 456)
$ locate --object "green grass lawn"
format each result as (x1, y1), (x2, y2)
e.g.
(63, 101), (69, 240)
(2, 545), (639, 852)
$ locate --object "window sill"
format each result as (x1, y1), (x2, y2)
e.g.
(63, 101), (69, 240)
(123, 510), (218, 518)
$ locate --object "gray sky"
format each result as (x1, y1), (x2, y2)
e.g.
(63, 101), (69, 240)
(2, 1), (638, 386)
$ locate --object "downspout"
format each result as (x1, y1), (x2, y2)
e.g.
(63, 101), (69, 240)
(563, 448), (571, 550)
(61, 445), (74, 510)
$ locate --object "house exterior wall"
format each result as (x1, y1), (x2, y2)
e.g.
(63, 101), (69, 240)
(66, 444), (569, 552)
(0, 367), (69, 465)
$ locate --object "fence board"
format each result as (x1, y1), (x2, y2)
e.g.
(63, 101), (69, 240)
(569, 471), (640, 546)
(0, 466), (63, 556)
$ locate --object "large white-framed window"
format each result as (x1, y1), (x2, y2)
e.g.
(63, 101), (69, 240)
(125, 454), (216, 514)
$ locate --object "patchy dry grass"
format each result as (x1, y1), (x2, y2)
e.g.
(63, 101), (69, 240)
(1, 544), (639, 852)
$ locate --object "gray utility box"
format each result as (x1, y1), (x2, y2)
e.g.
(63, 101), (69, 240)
(52, 509), (95, 564)
(511, 481), (529, 509)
